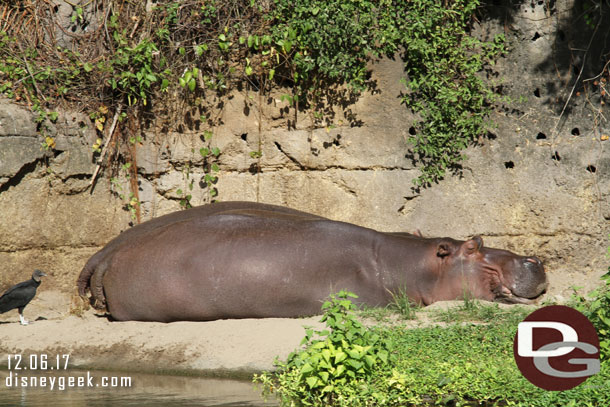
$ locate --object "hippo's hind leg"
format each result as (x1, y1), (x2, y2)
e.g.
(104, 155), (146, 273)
(90, 262), (109, 310)
(77, 252), (109, 310)
(77, 259), (96, 298)
(76, 251), (108, 309)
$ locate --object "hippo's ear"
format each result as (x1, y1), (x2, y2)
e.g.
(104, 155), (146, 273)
(437, 243), (451, 257)
(463, 236), (484, 254)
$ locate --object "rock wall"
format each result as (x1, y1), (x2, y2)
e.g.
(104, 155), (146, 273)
(0, 0), (608, 301)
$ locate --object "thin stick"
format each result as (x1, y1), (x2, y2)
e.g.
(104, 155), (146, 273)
(89, 105), (122, 190)
(16, 42), (46, 103)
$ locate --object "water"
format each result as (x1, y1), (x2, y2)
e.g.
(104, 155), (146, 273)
(0, 370), (277, 406)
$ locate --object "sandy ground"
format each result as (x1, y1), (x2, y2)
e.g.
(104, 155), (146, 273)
(0, 290), (540, 378)
(0, 291), (325, 377)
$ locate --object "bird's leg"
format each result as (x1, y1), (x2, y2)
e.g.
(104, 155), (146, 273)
(18, 308), (28, 325)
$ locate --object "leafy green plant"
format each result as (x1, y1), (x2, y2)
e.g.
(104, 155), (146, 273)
(110, 173), (140, 220)
(572, 269), (610, 360)
(179, 67), (199, 92)
(255, 291), (396, 405)
(198, 135), (221, 199)
(106, 14), (170, 106)
(400, 0), (505, 186)
(258, 294), (610, 406)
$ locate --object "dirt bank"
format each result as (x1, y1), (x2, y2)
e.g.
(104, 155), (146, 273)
(0, 291), (325, 378)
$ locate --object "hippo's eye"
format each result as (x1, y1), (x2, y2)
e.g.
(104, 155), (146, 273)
(463, 238), (482, 255)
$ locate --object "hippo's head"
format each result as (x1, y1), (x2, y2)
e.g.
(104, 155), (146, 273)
(435, 236), (548, 304)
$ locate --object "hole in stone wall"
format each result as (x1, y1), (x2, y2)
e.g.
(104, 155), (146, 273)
(586, 165), (596, 173)
(534, 88), (541, 97)
(571, 127), (580, 136)
(248, 163), (259, 174)
(504, 161), (515, 169)
(240, 133), (248, 141)
(536, 132), (547, 139)
(408, 126), (417, 135)
(531, 32), (541, 41)
(322, 135), (342, 149)
(551, 151), (561, 161)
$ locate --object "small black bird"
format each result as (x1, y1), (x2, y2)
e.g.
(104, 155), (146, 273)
(0, 269), (47, 325)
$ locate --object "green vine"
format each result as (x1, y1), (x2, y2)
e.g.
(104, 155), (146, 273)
(0, 0), (503, 190)
(399, 0), (505, 186)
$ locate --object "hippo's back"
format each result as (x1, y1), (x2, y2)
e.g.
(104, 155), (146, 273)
(100, 209), (385, 322)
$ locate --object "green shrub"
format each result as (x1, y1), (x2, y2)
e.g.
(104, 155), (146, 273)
(257, 293), (610, 406)
(573, 269), (610, 360)
(255, 290), (396, 405)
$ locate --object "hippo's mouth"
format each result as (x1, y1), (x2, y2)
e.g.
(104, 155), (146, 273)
(494, 285), (544, 304)
(495, 281), (548, 304)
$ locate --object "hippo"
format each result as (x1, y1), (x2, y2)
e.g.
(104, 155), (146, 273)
(77, 201), (547, 322)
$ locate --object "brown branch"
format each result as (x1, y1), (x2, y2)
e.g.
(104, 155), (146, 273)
(89, 105), (122, 191)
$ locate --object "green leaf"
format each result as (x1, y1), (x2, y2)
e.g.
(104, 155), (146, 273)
(321, 349), (331, 362)
(305, 376), (318, 388)
(334, 364), (346, 377)
(334, 351), (347, 364)
(347, 360), (362, 370)
(318, 371), (329, 383)
(300, 363), (314, 374)
(377, 350), (388, 364)
(321, 384), (334, 393)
